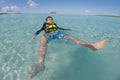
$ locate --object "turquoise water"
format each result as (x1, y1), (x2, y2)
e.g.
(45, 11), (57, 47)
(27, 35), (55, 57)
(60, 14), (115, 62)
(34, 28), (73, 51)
(0, 14), (120, 80)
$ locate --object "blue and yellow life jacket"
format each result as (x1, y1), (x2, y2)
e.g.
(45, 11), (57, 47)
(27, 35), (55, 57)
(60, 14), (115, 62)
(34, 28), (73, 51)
(45, 22), (58, 33)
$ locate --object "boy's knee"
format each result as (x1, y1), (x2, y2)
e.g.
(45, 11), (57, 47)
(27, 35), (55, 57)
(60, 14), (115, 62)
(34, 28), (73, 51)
(76, 41), (80, 44)
(41, 36), (47, 40)
(40, 36), (48, 47)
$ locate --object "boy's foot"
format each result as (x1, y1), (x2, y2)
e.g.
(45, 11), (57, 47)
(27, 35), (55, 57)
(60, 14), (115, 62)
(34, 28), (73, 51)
(28, 63), (44, 79)
(92, 39), (107, 51)
(28, 71), (35, 79)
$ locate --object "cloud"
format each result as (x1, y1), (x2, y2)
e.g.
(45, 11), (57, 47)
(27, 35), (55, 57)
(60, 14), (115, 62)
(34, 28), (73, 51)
(1, 6), (21, 12)
(84, 9), (94, 15)
(27, 0), (38, 8)
(85, 10), (90, 13)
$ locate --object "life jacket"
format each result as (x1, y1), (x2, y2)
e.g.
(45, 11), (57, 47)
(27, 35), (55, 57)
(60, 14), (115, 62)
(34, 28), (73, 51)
(45, 22), (58, 33)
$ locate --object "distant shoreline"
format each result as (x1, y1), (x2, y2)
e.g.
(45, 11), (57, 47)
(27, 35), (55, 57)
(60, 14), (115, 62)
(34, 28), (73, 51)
(0, 12), (21, 15)
(96, 15), (120, 18)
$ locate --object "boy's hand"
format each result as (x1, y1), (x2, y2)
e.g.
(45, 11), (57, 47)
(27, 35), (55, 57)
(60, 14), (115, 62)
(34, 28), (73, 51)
(32, 35), (37, 39)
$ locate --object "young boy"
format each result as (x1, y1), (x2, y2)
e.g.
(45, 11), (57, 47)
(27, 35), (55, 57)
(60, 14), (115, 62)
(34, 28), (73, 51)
(28, 16), (107, 78)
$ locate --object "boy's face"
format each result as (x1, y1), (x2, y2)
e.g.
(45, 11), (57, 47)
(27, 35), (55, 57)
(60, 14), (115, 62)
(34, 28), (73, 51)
(46, 18), (53, 23)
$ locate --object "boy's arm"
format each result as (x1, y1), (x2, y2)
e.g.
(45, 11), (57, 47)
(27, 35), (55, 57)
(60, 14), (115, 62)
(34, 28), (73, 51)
(32, 24), (45, 39)
(34, 27), (44, 35)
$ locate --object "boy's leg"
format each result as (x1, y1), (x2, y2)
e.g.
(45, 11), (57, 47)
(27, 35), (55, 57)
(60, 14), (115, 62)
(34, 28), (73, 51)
(38, 35), (49, 64)
(64, 35), (107, 51)
(28, 35), (49, 79)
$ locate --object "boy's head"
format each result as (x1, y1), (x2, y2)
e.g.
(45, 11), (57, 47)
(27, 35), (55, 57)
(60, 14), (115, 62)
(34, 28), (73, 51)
(45, 16), (53, 23)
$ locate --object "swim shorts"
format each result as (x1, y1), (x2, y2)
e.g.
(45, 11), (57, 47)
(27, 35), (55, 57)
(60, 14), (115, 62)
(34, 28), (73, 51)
(44, 31), (68, 43)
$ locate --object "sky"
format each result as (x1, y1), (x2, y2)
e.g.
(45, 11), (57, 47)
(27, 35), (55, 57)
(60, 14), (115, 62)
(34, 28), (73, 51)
(0, 0), (120, 15)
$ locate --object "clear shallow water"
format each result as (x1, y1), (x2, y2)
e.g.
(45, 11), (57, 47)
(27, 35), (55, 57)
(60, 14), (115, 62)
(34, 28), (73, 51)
(0, 14), (120, 80)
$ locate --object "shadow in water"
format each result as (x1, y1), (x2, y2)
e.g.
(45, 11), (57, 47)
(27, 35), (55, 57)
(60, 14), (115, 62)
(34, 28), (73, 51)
(50, 47), (106, 80)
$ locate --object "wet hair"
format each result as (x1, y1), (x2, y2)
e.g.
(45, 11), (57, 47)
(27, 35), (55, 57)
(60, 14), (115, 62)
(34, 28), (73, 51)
(45, 16), (53, 21)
